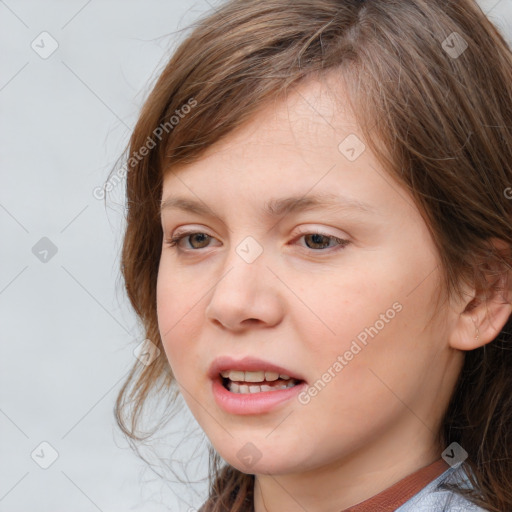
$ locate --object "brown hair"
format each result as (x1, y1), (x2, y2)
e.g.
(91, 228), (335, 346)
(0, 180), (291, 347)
(113, 0), (512, 510)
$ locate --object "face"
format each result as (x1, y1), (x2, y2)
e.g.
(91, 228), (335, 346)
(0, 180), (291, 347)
(156, 73), (464, 478)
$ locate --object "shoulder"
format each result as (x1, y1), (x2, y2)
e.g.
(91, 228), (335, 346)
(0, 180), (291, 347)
(396, 463), (489, 512)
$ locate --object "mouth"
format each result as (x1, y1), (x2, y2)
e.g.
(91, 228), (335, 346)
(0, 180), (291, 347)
(209, 357), (307, 414)
(219, 370), (304, 394)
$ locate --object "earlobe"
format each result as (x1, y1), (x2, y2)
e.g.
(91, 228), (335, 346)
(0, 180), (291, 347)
(449, 262), (512, 351)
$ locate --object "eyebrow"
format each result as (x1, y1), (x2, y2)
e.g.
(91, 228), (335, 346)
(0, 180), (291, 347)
(160, 193), (377, 219)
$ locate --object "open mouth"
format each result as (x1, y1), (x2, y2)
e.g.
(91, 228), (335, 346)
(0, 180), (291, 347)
(220, 370), (304, 394)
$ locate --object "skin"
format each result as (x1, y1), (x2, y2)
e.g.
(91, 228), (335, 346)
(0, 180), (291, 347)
(156, 73), (511, 511)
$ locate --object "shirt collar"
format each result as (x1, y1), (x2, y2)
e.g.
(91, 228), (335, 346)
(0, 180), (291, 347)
(341, 458), (451, 512)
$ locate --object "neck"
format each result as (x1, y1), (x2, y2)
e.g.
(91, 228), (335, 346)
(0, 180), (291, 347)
(253, 420), (441, 512)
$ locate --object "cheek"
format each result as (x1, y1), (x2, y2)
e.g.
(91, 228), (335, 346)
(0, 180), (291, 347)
(290, 284), (440, 459)
(156, 262), (205, 379)
(294, 265), (400, 351)
(302, 249), (441, 385)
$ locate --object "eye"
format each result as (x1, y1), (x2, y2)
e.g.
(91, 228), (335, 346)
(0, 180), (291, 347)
(165, 231), (215, 250)
(164, 230), (350, 253)
(296, 232), (350, 251)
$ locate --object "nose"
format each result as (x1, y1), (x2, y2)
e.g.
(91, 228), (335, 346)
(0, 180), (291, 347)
(205, 243), (285, 332)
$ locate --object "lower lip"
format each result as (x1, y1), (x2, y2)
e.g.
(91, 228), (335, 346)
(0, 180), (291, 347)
(211, 378), (307, 415)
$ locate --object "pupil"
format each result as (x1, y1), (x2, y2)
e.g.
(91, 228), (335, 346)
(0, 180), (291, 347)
(192, 233), (209, 248)
(307, 234), (329, 249)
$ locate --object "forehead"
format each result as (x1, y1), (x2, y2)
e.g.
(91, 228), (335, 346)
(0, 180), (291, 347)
(201, 73), (359, 157)
(163, 76), (352, 174)
(160, 72), (411, 219)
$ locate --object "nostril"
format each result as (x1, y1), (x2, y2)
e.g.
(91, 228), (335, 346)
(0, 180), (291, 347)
(243, 318), (260, 325)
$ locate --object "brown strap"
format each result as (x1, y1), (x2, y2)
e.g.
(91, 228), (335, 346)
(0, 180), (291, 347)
(342, 458), (450, 511)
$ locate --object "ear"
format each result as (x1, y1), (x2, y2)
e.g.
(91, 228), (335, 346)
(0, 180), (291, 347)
(449, 238), (512, 351)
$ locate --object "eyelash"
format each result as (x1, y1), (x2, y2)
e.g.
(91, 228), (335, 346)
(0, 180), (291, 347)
(164, 230), (350, 253)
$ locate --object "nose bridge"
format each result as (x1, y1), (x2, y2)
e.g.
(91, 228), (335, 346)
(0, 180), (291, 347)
(205, 233), (283, 328)
(216, 233), (267, 296)
(234, 234), (265, 266)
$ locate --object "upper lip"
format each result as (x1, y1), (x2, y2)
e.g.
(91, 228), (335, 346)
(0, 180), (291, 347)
(208, 355), (306, 382)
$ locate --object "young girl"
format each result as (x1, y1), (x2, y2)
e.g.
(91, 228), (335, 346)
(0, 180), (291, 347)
(113, 0), (512, 510)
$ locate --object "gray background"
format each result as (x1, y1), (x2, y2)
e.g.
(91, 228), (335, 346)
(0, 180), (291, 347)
(1, 1), (511, 511)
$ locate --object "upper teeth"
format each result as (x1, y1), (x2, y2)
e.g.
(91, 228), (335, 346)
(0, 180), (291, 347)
(220, 370), (292, 382)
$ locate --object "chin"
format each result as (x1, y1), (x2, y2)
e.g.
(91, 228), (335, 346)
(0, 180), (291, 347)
(218, 445), (305, 476)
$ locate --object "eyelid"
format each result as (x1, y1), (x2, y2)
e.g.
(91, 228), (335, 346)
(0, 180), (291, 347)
(167, 225), (348, 241)
(292, 225), (349, 239)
